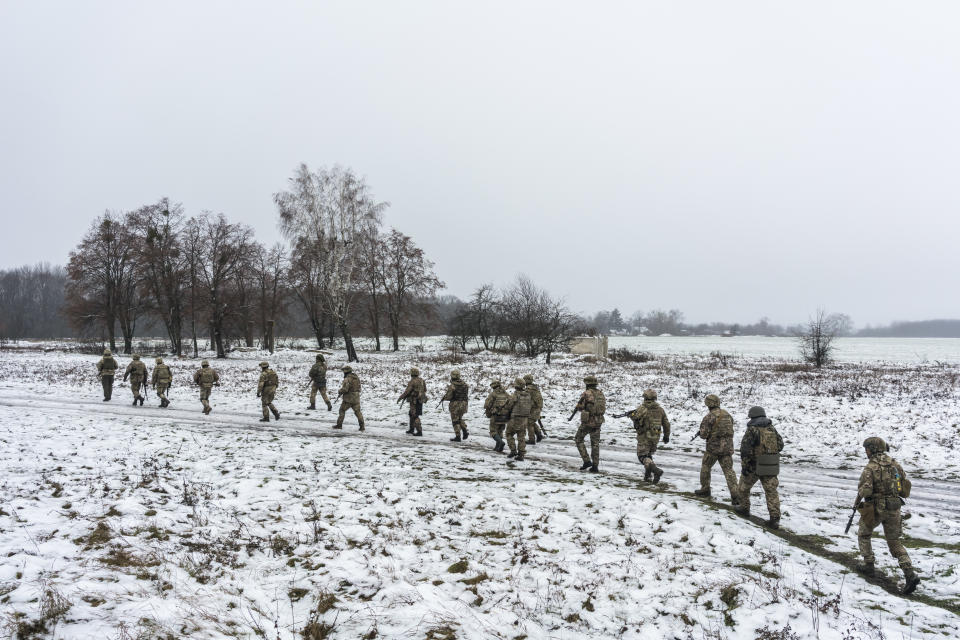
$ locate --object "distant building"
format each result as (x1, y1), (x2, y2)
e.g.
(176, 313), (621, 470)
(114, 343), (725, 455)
(571, 335), (608, 358)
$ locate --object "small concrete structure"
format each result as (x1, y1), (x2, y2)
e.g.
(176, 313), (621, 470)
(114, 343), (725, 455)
(570, 335), (608, 358)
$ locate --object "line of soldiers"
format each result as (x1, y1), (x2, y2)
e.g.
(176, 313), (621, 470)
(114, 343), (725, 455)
(93, 351), (921, 594)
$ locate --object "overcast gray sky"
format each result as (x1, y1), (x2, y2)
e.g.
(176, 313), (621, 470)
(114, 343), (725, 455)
(2, 1), (958, 326)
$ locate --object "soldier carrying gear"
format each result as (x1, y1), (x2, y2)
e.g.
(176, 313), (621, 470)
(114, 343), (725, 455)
(695, 393), (740, 506)
(505, 378), (532, 461)
(484, 380), (511, 453)
(735, 406), (784, 529)
(624, 388), (671, 484)
(96, 349), (119, 401)
(573, 375), (606, 472)
(257, 361), (281, 422)
(855, 436), (920, 594)
(123, 354), (148, 406)
(442, 369), (470, 442)
(335, 365), (364, 431)
(399, 367), (427, 436)
(308, 353), (332, 411)
(152, 357), (173, 408)
(193, 360), (220, 414)
(523, 373), (545, 443)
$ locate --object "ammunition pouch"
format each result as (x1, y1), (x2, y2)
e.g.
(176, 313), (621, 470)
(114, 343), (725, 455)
(755, 453), (780, 477)
(857, 501), (876, 528)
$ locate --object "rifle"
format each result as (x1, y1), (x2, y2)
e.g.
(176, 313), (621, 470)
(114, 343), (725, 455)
(436, 399), (445, 411)
(567, 404), (580, 421)
(845, 496), (863, 534)
(610, 411), (633, 420)
(538, 418), (547, 436)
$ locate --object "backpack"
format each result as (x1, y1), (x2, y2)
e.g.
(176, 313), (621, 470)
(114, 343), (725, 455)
(199, 368), (215, 385)
(758, 427), (780, 455)
(265, 370), (279, 387)
(513, 391), (532, 417)
(349, 374), (361, 393)
(755, 426), (781, 477)
(492, 393), (510, 421)
(874, 457), (908, 513)
(590, 390), (606, 417)
(452, 381), (468, 401)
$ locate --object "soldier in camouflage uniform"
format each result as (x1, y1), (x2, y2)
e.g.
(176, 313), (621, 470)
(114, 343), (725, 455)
(441, 370), (470, 442)
(695, 394), (740, 504)
(257, 361), (281, 422)
(523, 373), (545, 444)
(627, 389), (671, 483)
(192, 360), (219, 414)
(335, 365), (364, 431)
(505, 378), (532, 461)
(152, 357), (172, 408)
(855, 437), (920, 594)
(484, 380), (511, 453)
(735, 406), (784, 529)
(308, 354), (332, 411)
(573, 375), (606, 472)
(96, 349), (119, 401)
(398, 367), (427, 436)
(123, 354), (148, 406)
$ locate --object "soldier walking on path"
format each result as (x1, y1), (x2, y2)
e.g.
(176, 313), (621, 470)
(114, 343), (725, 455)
(152, 357), (172, 408)
(257, 361), (281, 422)
(308, 354), (332, 411)
(335, 365), (364, 431)
(854, 437), (920, 594)
(123, 354), (148, 406)
(96, 349), (118, 401)
(735, 406), (783, 529)
(506, 378), (532, 461)
(573, 375), (605, 473)
(695, 394), (740, 505)
(193, 360), (219, 414)
(441, 370), (469, 442)
(484, 380), (511, 453)
(398, 367), (427, 436)
(523, 374), (544, 444)
(625, 389), (670, 483)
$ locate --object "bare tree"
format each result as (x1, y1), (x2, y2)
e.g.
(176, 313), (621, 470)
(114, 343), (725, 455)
(469, 283), (502, 350)
(0, 264), (69, 341)
(252, 244), (288, 352)
(274, 164), (386, 362)
(357, 230), (387, 351)
(500, 274), (581, 362)
(381, 229), (444, 351)
(797, 308), (846, 368)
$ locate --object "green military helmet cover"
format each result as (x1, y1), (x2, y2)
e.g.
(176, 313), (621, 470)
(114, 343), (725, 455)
(451, 370), (461, 379)
(523, 373), (534, 383)
(342, 365), (352, 373)
(704, 393), (720, 408)
(201, 360), (210, 367)
(315, 354), (325, 362)
(103, 348), (112, 356)
(642, 389), (657, 401)
(132, 354), (141, 360)
(748, 406), (767, 419)
(863, 436), (888, 455)
(583, 374), (598, 386)
(259, 361), (269, 368)
(513, 377), (525, 388)
(410, 367), (420, 376)
(490, 380), (502, 388)
(155, 357), (163, 364)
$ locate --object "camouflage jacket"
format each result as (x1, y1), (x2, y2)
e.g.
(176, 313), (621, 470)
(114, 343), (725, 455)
(401, 376), (427, 403)
(152, 364), (172, 385)
(309, 361), (327, 385)
(577, 388), (606, 428)
(193, 367), (219, 388)
(484, 389), (512, 422)
(526, 383), (543, 417)
(739, 417), (783, 471)
(629, 399), (671, 440)
(258, 368), (279, 393)
(339, 373), (361, 401)
(124, 360), (147, 381)
(699, 407), (735, 456)
(442, 380), (468, 404)
(97, 356), (119, 377)
(858, 453), (909, 515)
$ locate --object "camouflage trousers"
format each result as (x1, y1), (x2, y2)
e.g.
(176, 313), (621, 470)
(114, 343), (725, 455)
(575, 425), (600, 466)
(199, 385), (212, 412)
(261, 387), (278, 419)
(636, 434), (660, 472)
(858, 507), (912, 571)
(337, 399), (364, 429)
(449, 400), (467, 437)
(155, 383), (170, 402)
(506, 417), (528, 455)
(489, 418), (506, 440)
(408, 401), (422, 432)
(700, 453), (739, 501)
(130, 378), (145, 399)
(100, 375), (114, 400)
(310, 382), (331, 408)
(526, 413), (544, 441)
(737, 472), (779, 520)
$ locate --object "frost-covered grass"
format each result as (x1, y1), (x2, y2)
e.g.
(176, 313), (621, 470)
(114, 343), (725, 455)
(0, 345), (958, 639)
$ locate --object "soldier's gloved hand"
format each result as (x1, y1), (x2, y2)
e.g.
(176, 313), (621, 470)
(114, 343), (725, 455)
(256, 392), (261, 398)
(663, 434), (669, 444)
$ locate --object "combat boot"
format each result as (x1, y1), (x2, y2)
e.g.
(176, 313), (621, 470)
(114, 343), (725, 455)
(326, 401), (333, 411)
(358, 423), (365, 432)
(450, 436), (461, 442)
(333, 422), (343, 430)
(652, 467), (663, 484)
(526, 439), (536, 445)
(589, 465), (599, 473)
(414, 426), (422, 436)
(462, 426), (469, 440)
(855, 561), (875, 577)
(643, 466), (652, 482)
(405, 427), (415, 435)
(271, 409), (281, 421)
(734, 504), (750, 517)
(515, 454), (524, 462)
(765, 518), (780, 530)
(694, 487), (711, 497)
(260, 416), (270, 423)
(902, 569), (920, 595)
(132, 398), (138, 406)
(139, 396), (145, 406)
(308, 404), (316, 410)
(580, 461), (592, 471)
(507, 452), (516, 459)
(536, 433), (543, 442)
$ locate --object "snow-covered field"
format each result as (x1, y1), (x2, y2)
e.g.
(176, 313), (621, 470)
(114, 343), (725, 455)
(1, 343), (958, 639)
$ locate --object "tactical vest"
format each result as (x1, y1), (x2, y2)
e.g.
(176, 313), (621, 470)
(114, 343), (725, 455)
(310, 363), (327, 383)
(590, 389), (606, 417)
(154, 365), (172, 383)
(129, 362), (146, 380)
(870, 456), (909, 514)
(99, 357), (118, 376)
(513, 390), (532, 417)
(452, 381), (468, 401)
(492, 392), (511, 422)
(263, 370), (279, 388)
(198, 368), (216, 386)
(347, 374), (361, 393)
(754, 426), (781, 477)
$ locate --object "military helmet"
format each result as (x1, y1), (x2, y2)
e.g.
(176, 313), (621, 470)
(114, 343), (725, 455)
(748, 406), (767, 419)
(201, 360), (210, 367)
(410, 367), (420, 376)
(451, 370), (461, 380)
(583, 374), (598, 386)
(863, 436), (888, 455)
(704, 394), (720, 408)
(315, 354), (325, 362)
(259, 361), (269, 368)
(642, 389), (657, 401)
(490, 380), (502, 389)
(523, 373), (534, 383)
(103, 348), (112, 356)
(342, 365), (352, 373)
(513, 377), (525, 388)
(132, 354), (141, 360)
(155, 357), (163, 364)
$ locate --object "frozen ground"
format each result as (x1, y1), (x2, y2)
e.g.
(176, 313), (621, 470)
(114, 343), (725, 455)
(0, 344), (958, 639)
